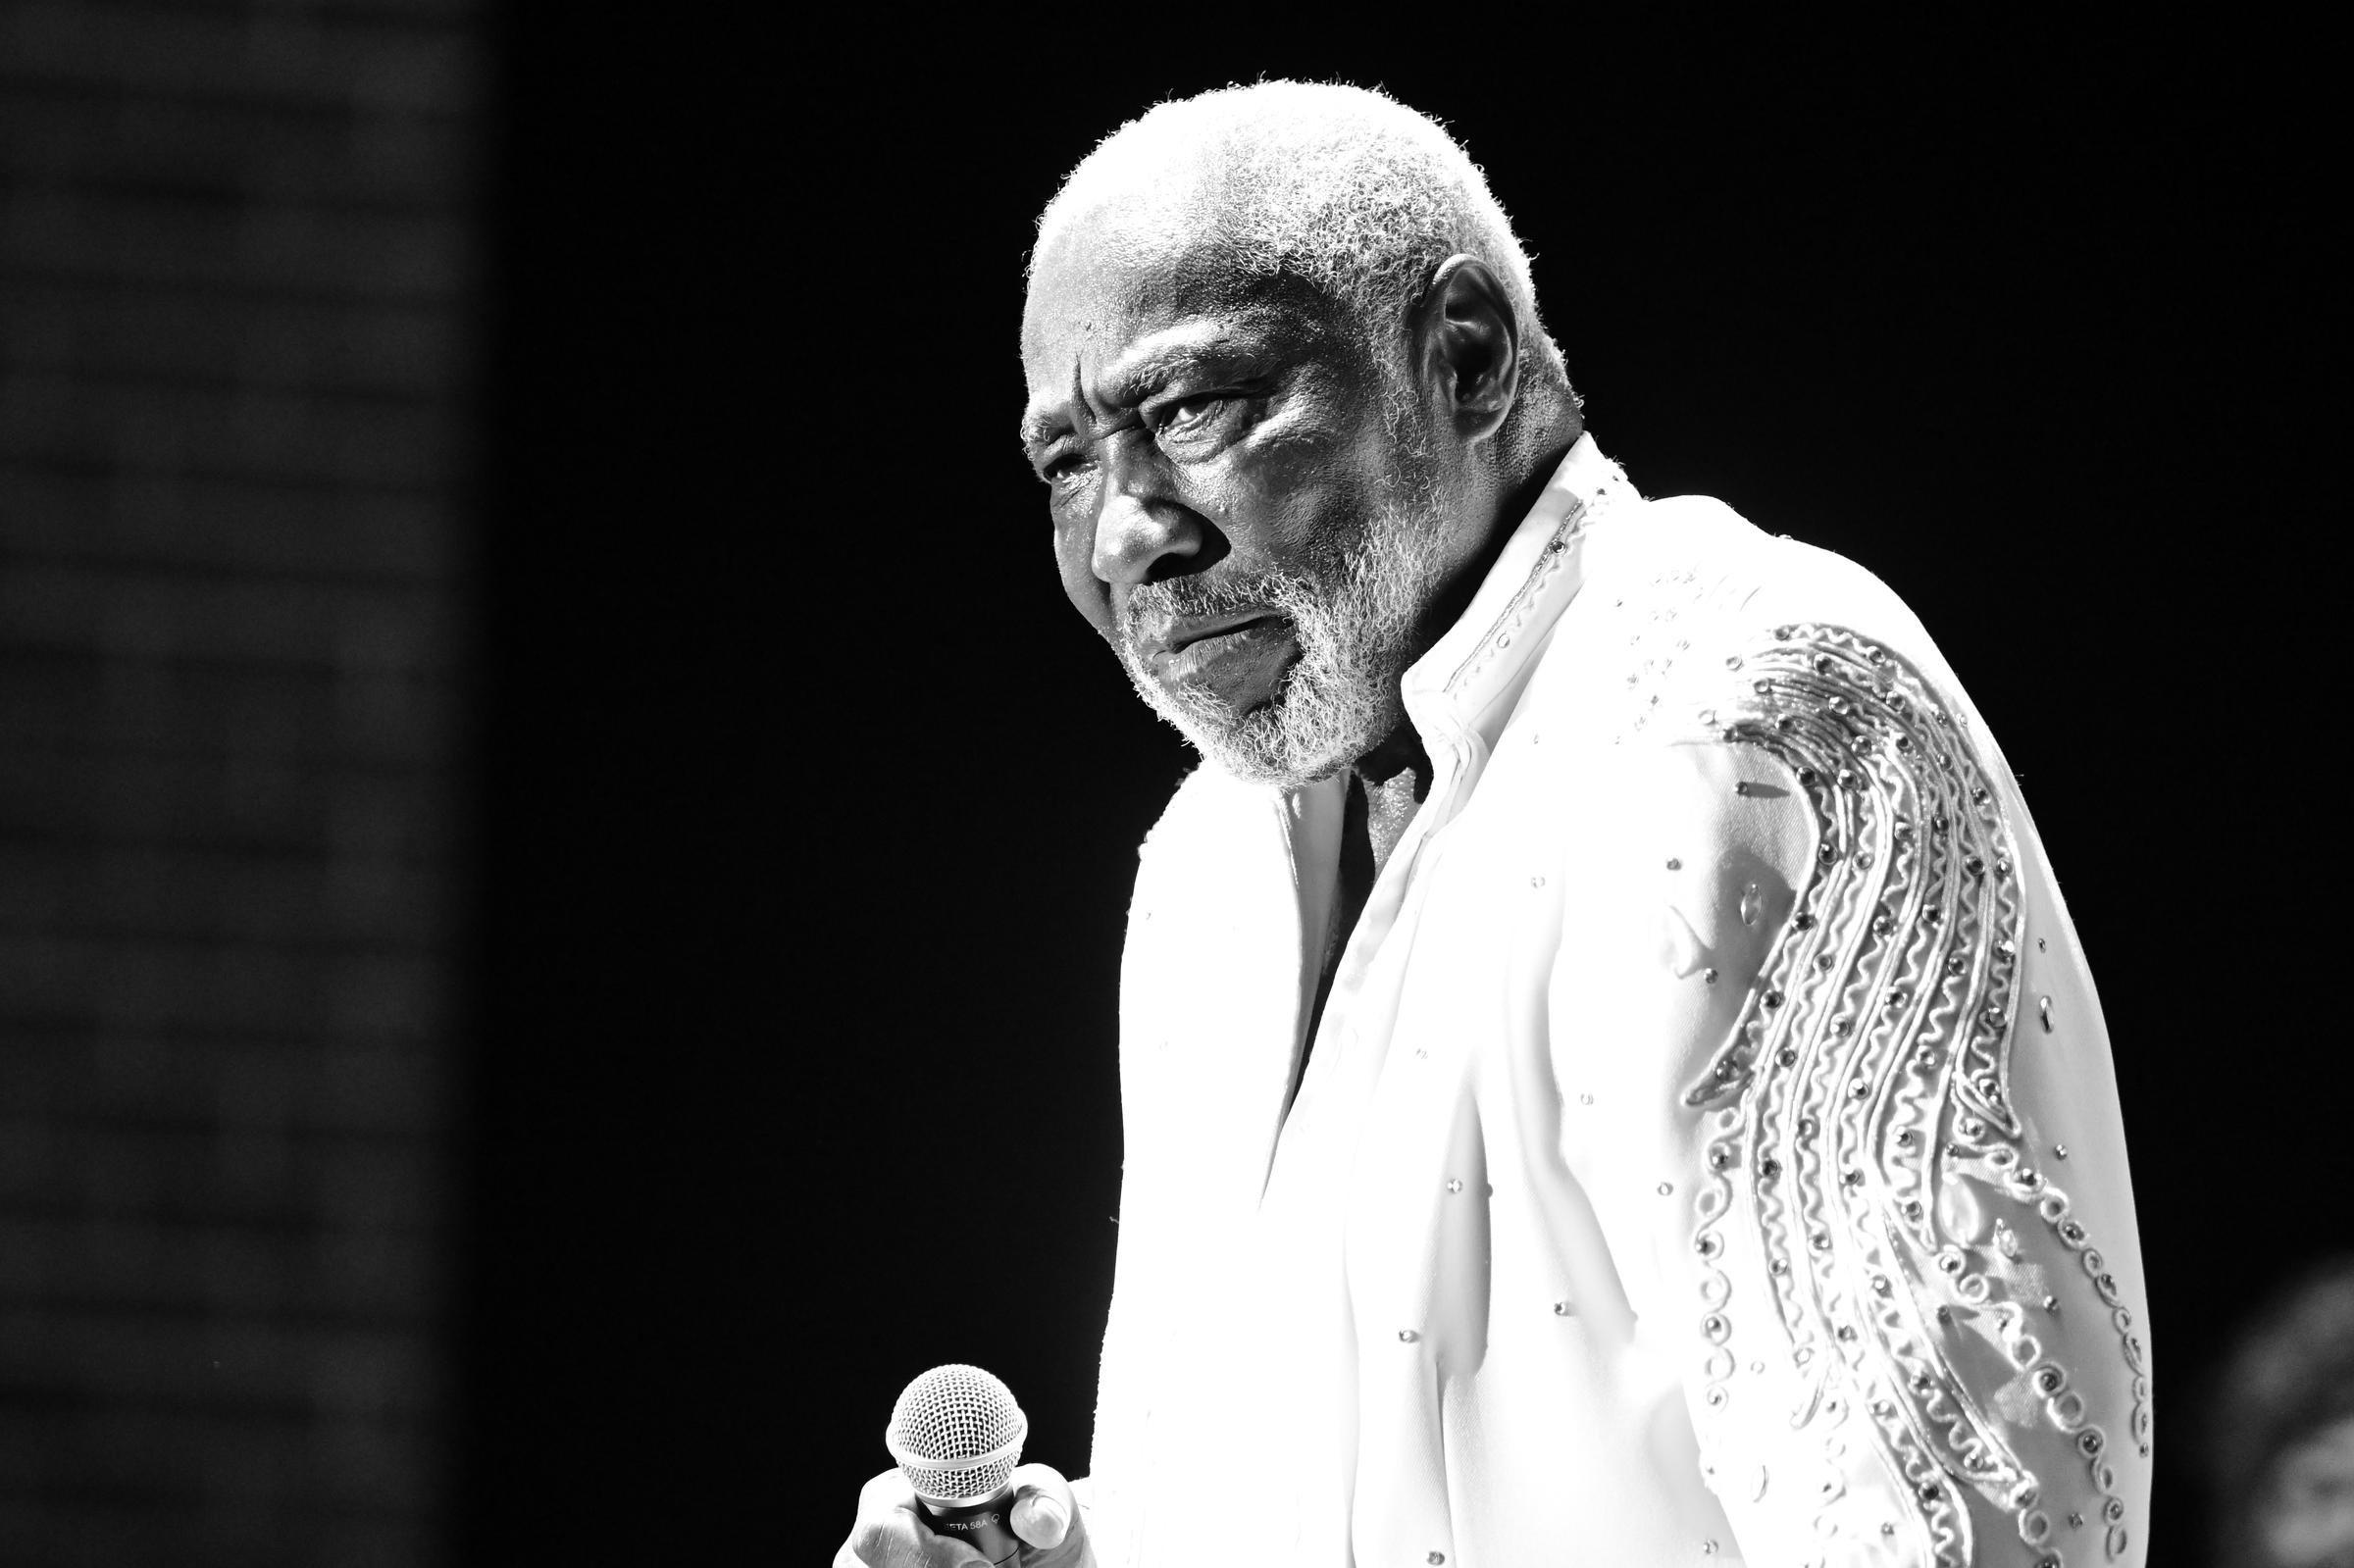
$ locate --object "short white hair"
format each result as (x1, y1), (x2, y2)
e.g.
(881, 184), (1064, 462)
(1033, 80), (1570, 396)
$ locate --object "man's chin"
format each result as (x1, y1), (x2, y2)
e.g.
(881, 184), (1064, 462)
(1170, 691), (1396, 789)
(1142, 696), (1308, 785)
(1196, 740), (1352, 789)
(1122, 639), (1406, 787)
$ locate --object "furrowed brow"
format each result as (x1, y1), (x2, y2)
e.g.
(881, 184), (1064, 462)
(1099, 341), (1228, 412)
(1019, 321), (1268, 456)
(1017, 407), (1068, 454)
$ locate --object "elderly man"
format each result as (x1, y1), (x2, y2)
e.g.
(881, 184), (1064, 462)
(843, 81), (2150, 1567)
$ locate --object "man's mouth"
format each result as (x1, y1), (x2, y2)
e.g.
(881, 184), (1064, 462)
(1135, 611), (1300, 707)
(1166, 610), (1279, 652)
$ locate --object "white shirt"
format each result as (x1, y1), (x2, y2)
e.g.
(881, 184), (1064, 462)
(1087, 436), (2151, 1567)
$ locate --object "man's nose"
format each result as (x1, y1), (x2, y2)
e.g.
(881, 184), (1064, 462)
(1091, 481), (1203, 586)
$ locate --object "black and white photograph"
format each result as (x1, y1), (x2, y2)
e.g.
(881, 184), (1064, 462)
(0, 11), (2338, 1565)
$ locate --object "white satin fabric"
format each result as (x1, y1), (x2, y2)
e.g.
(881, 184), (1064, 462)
(1084, 436), (2150, 1567)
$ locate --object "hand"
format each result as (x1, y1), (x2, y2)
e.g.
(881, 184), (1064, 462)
(834, 1462), (1094, 1568)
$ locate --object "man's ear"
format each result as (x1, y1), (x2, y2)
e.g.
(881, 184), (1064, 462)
(1409, 254), (1520, 444)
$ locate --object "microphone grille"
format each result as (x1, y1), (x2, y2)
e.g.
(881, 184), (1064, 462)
(884, 1363), (1027, 1504)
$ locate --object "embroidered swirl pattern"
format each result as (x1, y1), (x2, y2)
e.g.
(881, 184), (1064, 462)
(1677, 624), (2143, 1565)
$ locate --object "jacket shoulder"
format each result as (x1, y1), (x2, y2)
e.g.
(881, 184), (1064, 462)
(1600, 493), (1935, 658)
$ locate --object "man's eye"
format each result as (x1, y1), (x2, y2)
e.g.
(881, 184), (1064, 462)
(1041, 453), (1094, 488)
(1159, 394), (1228, 432)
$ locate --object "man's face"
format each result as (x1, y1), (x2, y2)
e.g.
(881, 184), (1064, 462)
(1020, 223), (1454, 786)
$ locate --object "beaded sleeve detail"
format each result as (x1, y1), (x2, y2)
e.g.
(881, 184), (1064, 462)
(1680, 624), (2147, 1566)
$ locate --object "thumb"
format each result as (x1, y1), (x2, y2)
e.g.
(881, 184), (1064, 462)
(1005, 1463), (1077, 1549)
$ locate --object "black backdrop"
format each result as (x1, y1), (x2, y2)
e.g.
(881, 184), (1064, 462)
(466, 19), (2332, 1561)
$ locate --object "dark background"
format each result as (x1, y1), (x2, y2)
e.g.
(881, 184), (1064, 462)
(3, 4), (474, 1562)
(0, 8), (2331, 1565)
(477, 20), (2332, 1562)
(477, 19), (2331, 1565)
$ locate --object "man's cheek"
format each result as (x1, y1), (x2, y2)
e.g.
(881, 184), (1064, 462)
(1052, 531), (1113, 634)
(1062, 579), (1115, 640)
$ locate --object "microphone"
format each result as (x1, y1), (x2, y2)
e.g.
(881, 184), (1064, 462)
(884, 1363), (1031, 1565)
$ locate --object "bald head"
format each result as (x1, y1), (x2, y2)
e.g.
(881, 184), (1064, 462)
(1030, 80), (1570, 405)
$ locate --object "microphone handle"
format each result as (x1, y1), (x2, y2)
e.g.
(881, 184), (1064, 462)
(917, 1490), (1023, 1566)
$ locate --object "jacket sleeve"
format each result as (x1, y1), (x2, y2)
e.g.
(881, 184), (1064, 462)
(1662, 613), (2152, 1567)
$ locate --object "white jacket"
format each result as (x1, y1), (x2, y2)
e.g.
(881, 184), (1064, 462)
(1089, 436), (2150, 1567)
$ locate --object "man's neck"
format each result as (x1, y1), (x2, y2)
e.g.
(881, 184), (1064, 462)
(1346, 419), (1582, 877)
(1353, 727), (1431, 878)
(1403, 422), (1583, 704)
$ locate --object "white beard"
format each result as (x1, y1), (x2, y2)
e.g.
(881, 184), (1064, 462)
(1113, 461), (1452, 788)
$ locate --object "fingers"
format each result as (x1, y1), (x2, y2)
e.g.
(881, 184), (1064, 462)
(842, 1468), (993, 1568)
(839, 1463), (1092, 1567)
(1006, 1463), (1074, 1549)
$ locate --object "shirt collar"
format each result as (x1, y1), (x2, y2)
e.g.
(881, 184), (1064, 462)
(1401, 432), (1631, 742)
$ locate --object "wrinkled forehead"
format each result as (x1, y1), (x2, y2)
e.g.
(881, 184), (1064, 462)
(1021, 204), (1347, 390)
(1028, 217), (1238, 348)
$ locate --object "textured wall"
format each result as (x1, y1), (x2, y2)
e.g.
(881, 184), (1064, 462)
(0, 3), (477, 1562)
